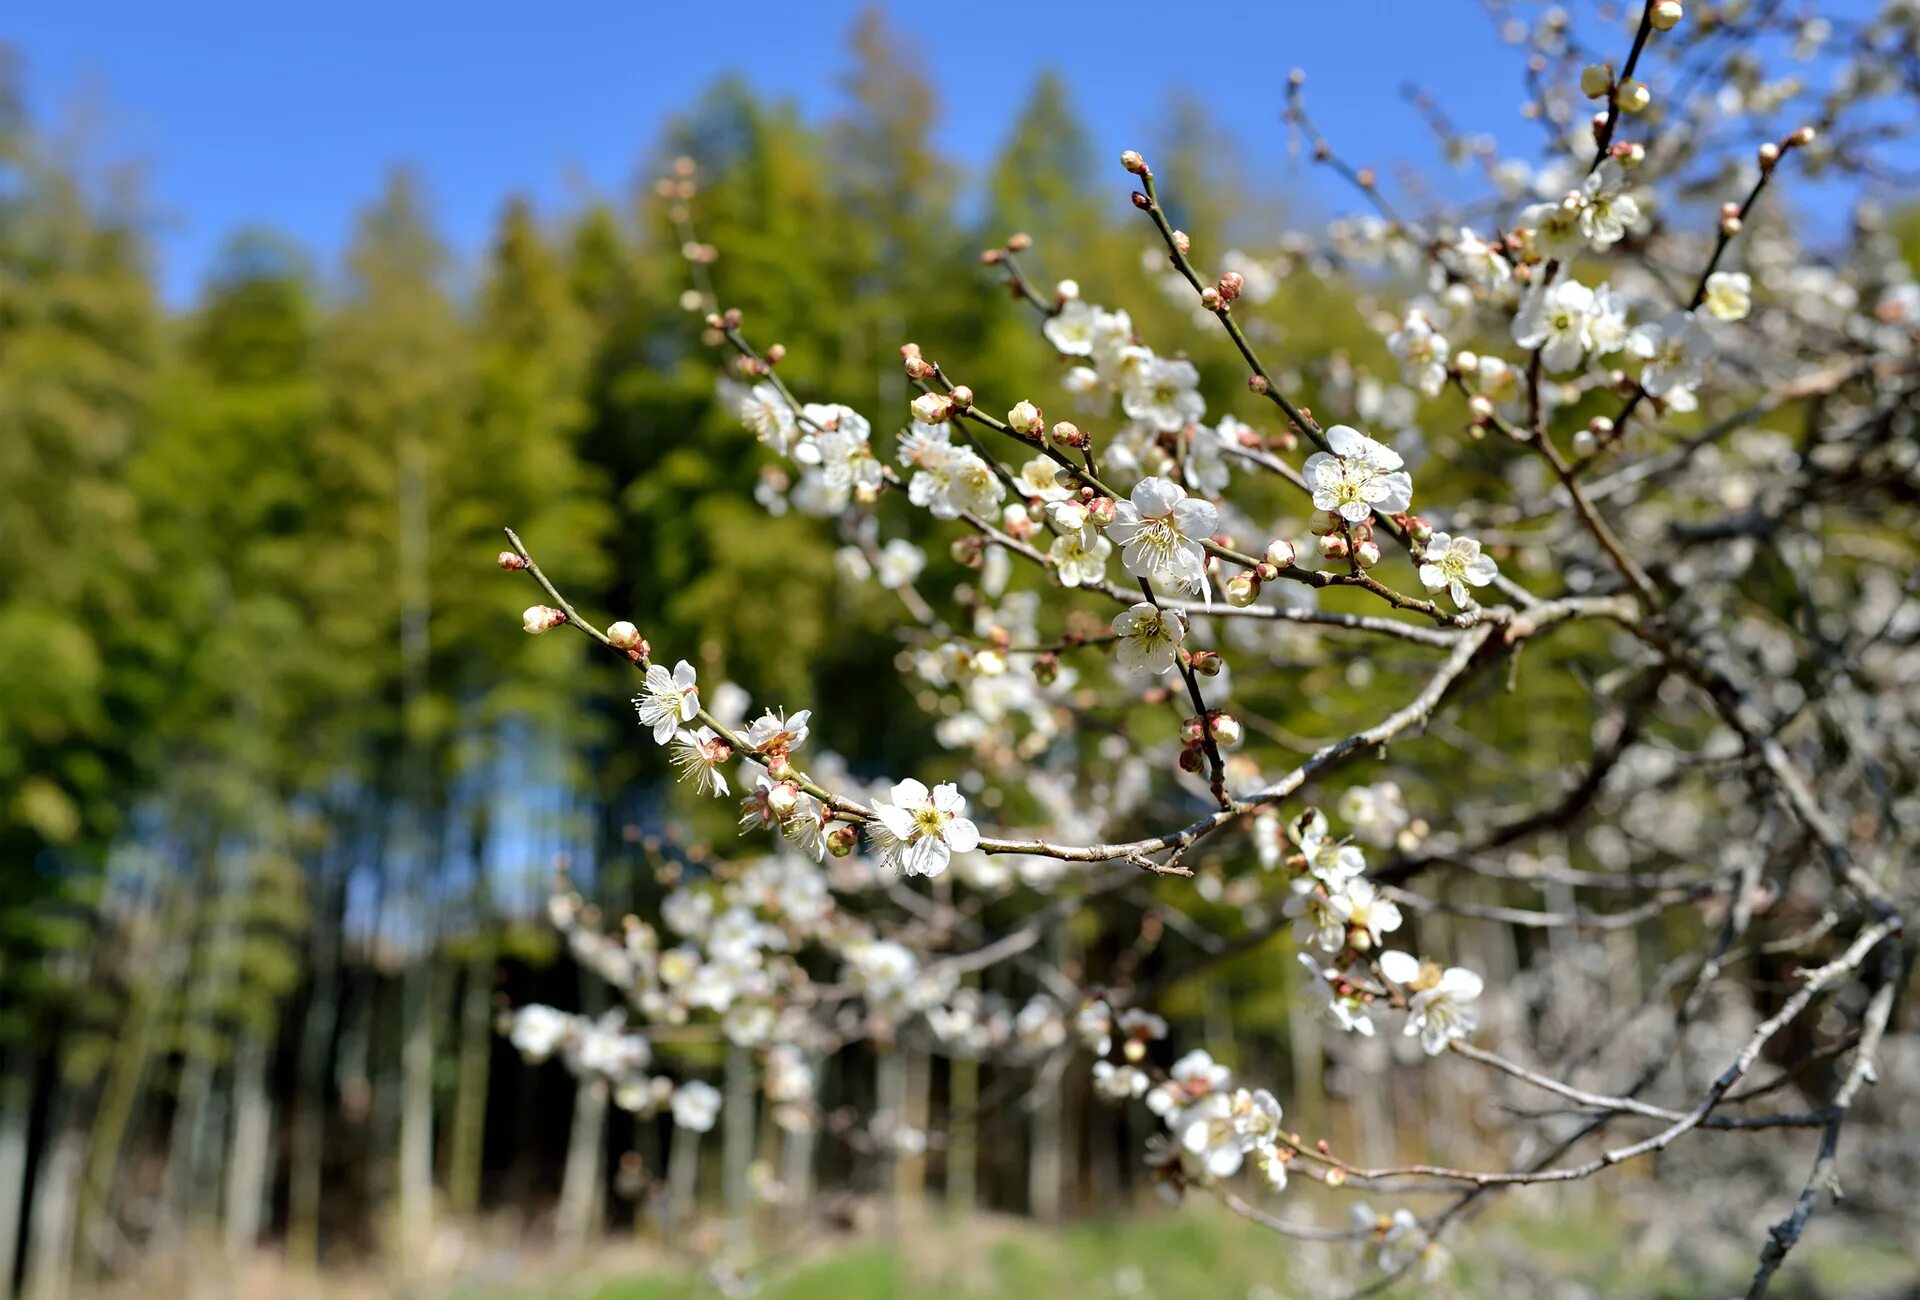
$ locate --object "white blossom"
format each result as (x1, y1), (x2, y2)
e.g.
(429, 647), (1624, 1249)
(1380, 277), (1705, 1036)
(671, 1079), (722, 1132)
(1112, 602), (1187, 675)
(669, 727), (731, 797)
(1513, 277), (1597, 373)
(1703, 271), (1753, 323)
(1304, 425), (1414, 524)
(1109, 477), (1217, 595)
(871, 778), (980, 878)
(1121, 355), (1206, 432)
(1049, 525), (1113, 589)
(1417, 532), (1500, 606)
(635, 660), (700, 743)
(1386, 311), (1450, 397)
(874, 538), (927, 589)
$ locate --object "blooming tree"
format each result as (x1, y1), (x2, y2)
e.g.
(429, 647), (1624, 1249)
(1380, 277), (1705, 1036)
(498, 3), (1918, 1292)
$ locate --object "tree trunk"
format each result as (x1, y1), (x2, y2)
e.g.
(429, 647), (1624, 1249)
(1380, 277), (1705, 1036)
(554, 1077), (606, 1253)
(223, 1025), (274, 1259)
(395, 956), (436, 1260)
(22, 1094), (85, 1300)
(0, 1059), (33, 1295)
(944, 1051), (976, 1218)
(720, 1043), (753, 1249)
(286, 869), (344, 1271)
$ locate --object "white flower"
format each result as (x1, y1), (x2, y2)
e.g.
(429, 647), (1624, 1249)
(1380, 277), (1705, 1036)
(635, 660), (700, 743)
(1092, 1060), (1150, 1101)
(1386, 311), (1450, 397)
(508, 1005), (572, 1060)
(669, 727), (731, 797)
(1289, 808), (1367, 887)
(908, 443), (1003, 520)
(1517, 192), (1586, 261)
(874, 538), (927, 589)
(871, 778), (980, 878)
(1229, 1087), (1284, 1151)
(1087, 307), (1136, 373)
(1630, 309), (1711, 410)
(1303, 425), (1413, 524)
(1042, 298), (1097, 356)
(909, 391), (954, 424)
(1049, 525), (1112, 589)
(1702, 271), (1752, 323)
(1512, 277), (1596, 373)
(1298, 954), (1376, 1037)
(671, 1079), (722, 1132)
(1285, 886), (1348, 953)
(1587, 282), (1632, 356)
(1578, 160), (1640, 249)
(1384, 954), (1484, 1055)
(1112, 602), (1187, 675)
(1175, 1092), (1244, 1180)
(810, 415), (883, 492)
(1452, 227), (1511, 289)
(1330, 878), (1401, 951)
(1251, 1142), (1289, 1191)
(1108, 477), (1217, 595)
(1417, 532), (1499, 606)
(746, 708), (810, 753)
(740, 383), (798, 454)
(1017, 456), (1073, 502)
(1121, 355), (1206, 432)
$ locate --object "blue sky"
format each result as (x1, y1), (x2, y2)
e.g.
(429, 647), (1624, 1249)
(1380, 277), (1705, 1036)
(5, 2), (1888, 305)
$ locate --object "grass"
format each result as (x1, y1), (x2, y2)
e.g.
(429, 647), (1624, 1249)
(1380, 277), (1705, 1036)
(446, 1196), (1920, 1300)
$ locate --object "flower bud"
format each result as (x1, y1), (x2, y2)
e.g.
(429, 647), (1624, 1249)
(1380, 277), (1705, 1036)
(1248, 374), (1270, 395)
(1309, 511), (1344, 537)
(522, 605), (565, 635)
(1171, 230), (1191, 256)
(1588, 415), (1615, 440)
(1650, 0), (1682, 30)
(1720, 206), (1742, 237)
(1617, 79), (1651, 113)
(498, 550), (528, 570)
(1468, 394), (1494, 422)
(1005, 231), (1032, 252)
(1786, 125), (1816, 148)
(1200, 286), (1223, 312)
(1317, 533), (1351, 562)
(1120, 149), (1148, 175)
(1188, 650), (1224, 677)
(1210, 714), (1244, 749)
(1571, 428), (1597, 457)
(1620, 142), (1646, 167)
(1225, 572), (1259, 607)
(1056, 279), (1080, 302)
(1177, 745), (1204, 774)
(1179, 716), (1206, 745)
(1265, 538), (1298, 569)
(1008, 400), (1045, 436)
(1757, 141), (1780, 170)
(1087, 496), (1118, 527)
(826, 825), (859, 858)
(949, 385), (974, 409)
(910, 392), (954, 424)
(1131, 192), (1151, 211)
(904, 355), (934, 380)
(1050, 420), (1087, 449)
(1032, 652), (1060, 686)
(1217, 271), (1244, 303)
(1255, 562), (1280, 583)
(950, 535), (985, 569)
(722, 307), (742, 330)
(765, 781), (802, 820)
(980, 247), (1005, 265)
(607, 621), (644, 651)
(1353, 539), (1382, 569)
(1580, 63), (1613, 98)
(765, 343), (786, 365)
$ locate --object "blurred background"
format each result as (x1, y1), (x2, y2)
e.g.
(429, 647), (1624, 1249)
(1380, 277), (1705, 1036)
(2, 3), (1917, 1298)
